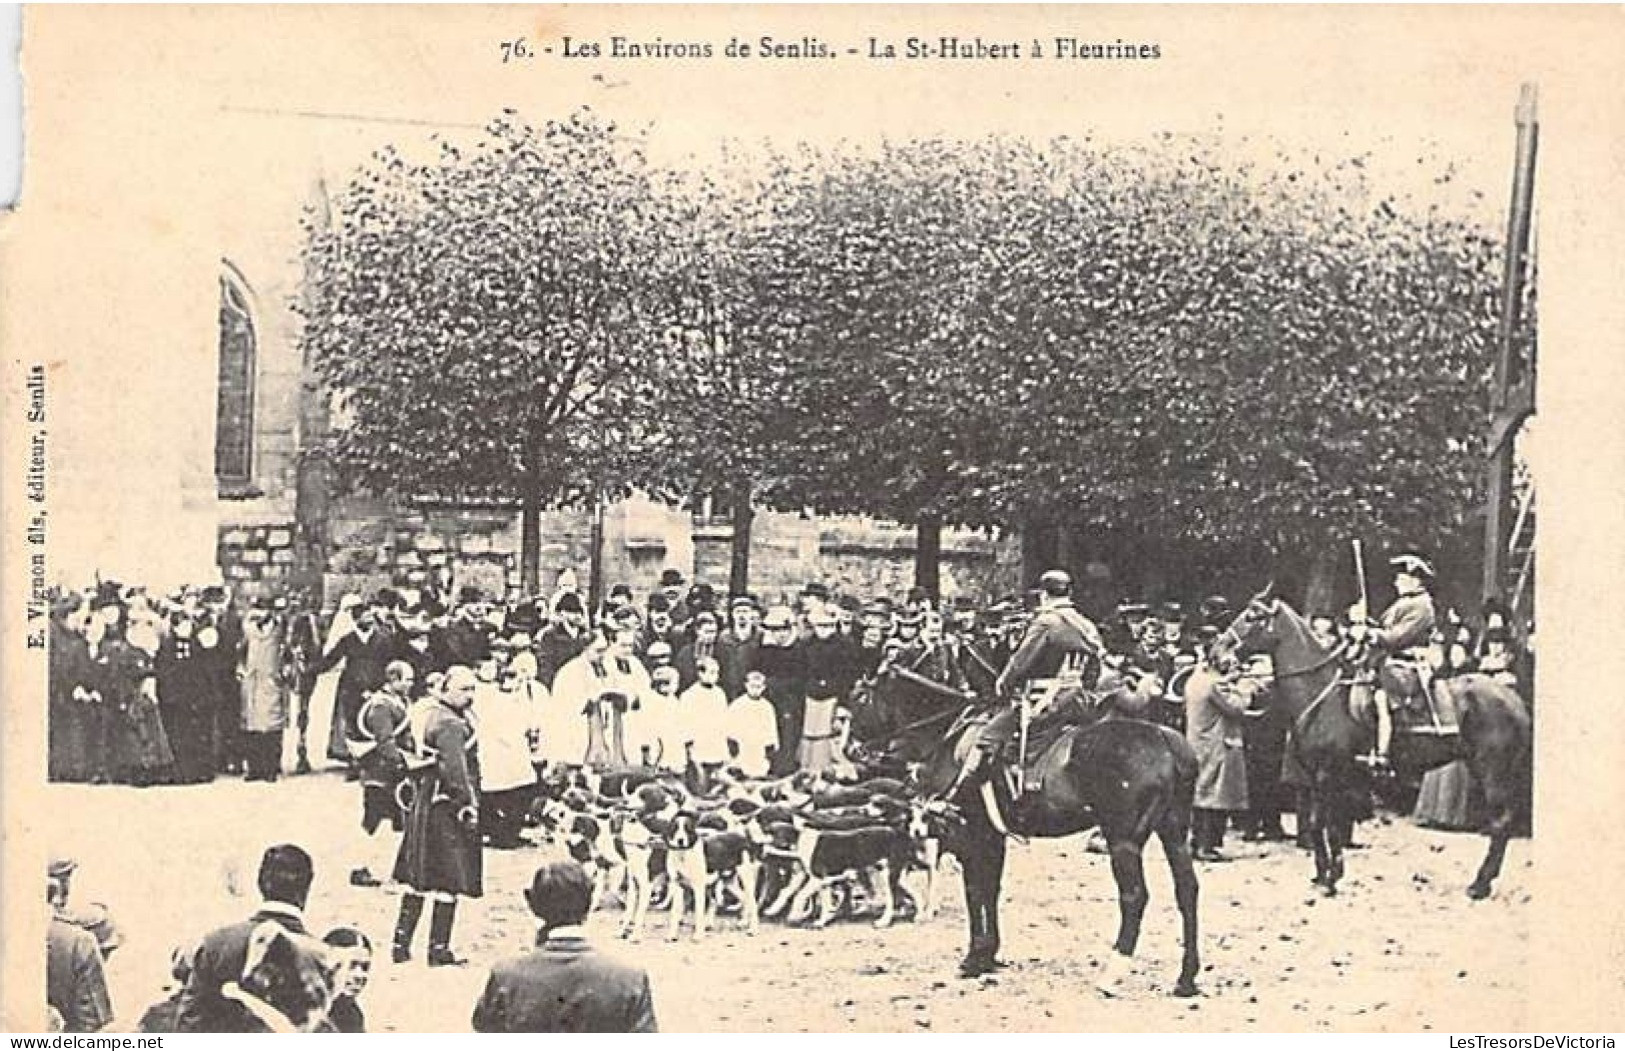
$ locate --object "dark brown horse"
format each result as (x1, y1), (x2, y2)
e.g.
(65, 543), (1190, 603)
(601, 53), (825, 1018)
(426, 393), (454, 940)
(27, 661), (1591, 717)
(849, 668), (1202, 996)
(1207, 588), (1531, 899)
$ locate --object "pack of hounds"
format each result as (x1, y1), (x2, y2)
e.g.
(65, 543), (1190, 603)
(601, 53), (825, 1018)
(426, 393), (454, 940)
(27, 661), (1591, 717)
(536, 766), (950, 941)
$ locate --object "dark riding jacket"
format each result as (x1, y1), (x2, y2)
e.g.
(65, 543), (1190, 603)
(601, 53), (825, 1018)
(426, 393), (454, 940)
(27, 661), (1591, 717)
(993, 599), (1104, 701)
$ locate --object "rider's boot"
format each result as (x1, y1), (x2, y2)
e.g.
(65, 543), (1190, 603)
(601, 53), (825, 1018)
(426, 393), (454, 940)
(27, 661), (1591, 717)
(940, 747), (990, 805)
(1364, 694), (1393, 772)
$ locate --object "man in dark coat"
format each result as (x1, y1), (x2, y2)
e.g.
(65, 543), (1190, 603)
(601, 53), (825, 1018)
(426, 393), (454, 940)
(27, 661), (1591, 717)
(48, 857), (113, 1033)
(535, 592), (591, 688)
(942, 569), (1103, 805)
(176, 844), (324, 1032)
(716, 595), (761, 701)
(49, 596), (95, 783)
(672, 611), (721, 692)
(472, 860), (657, 1033)
(157, 612), (221, 783)
(753, 606), (806, 776)
(392, 666), (483, 967)
(200, 586), (245, 776)
(317, 603), (394, 760)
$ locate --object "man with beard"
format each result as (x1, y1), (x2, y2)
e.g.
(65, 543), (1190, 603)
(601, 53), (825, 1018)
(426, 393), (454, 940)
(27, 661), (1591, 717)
(640, 594), (686, 656)
(753, 606), (805, 776)
(717, 595), (761, 701)
(658, 568), (691, 634)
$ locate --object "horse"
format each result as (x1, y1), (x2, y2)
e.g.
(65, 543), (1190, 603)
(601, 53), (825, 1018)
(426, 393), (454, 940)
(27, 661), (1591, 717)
(848, 665), (1202, 996)
(1206, 586), (1531, 899)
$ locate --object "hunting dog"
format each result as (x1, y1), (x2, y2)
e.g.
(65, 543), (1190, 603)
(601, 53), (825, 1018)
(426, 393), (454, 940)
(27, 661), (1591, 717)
(664, 810), (761, 940)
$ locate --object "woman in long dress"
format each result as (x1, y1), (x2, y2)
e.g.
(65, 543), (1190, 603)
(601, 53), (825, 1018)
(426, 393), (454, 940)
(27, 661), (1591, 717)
(1412, 626), (1481, 831)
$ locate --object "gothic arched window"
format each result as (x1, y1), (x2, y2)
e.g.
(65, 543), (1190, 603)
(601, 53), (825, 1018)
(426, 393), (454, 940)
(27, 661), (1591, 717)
(216, 267), (257, 490)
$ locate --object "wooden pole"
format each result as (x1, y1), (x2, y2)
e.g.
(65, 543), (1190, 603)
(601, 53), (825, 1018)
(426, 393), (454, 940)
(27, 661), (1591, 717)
(1483, 83), (1539, 607)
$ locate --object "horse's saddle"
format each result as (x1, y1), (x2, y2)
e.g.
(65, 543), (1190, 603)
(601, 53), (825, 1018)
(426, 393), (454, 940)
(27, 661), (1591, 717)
(1349, 669), (1463, 735)
(959, 700), (1090, 799)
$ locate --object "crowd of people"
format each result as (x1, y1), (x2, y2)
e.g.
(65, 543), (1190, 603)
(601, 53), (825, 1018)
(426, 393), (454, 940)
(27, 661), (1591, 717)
(44, 561), (1533, 1032)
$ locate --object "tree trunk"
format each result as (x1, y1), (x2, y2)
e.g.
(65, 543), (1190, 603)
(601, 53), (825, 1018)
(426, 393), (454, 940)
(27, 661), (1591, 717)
(729, 477), (754, 598)
(588, 488), (606, 616)
(520, 484), (541, 596)
(915, 512), (943, 603)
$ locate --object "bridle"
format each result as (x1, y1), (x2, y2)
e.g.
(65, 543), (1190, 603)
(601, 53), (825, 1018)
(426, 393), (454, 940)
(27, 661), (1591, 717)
(1222, 601), (1348, 680)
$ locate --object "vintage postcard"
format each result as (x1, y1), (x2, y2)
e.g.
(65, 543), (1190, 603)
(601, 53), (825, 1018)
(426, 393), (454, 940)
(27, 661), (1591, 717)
(3, 4), (1623, 1035)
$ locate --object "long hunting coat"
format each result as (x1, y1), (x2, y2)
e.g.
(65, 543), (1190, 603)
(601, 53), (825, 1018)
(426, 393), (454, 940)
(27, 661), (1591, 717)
(1183, 665), (1251, 812)
(393, 701), (483, 898)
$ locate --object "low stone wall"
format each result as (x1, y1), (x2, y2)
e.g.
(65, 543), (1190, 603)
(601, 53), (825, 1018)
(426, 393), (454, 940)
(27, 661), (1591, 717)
(224, 500), (1020, 608)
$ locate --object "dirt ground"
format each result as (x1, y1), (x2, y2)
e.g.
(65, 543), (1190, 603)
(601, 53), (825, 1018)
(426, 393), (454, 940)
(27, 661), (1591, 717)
(48, 771), (1530, 1033)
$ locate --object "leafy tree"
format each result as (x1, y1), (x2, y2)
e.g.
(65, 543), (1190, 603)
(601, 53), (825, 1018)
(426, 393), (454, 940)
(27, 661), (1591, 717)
(298, 109), (689, 594)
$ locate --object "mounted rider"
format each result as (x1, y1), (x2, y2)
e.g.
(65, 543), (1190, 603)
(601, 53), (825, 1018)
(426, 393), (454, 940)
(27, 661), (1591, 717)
(941, 569), (1104, 805)
(1352, 552), (1439, 770)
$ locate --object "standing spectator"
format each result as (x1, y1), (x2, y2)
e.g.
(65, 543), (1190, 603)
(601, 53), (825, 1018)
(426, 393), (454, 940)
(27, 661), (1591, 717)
(471, 860), (658, 1033)
(643, 667), (682, 772)
(281, 593), (326, 774)
(86, 586), (171, 786)
(727, 670), (779, 779)
(640, 595), (685, 656)
(393, 597), (448, 695)
(317, 597), (393, 769)
(474, 647), (540, 849)
(673, 611), (721, 692)
(47, 857), (113, 1033)
(158, 608), (221, 783)
(717, 595), (761, 701)
(675, 657), (730, 786)
(176, 844), (326, 1032)
(797, 607), (858, 775)
(535, 592), (592, 688)
(392, 667), (483, 967)
(348, 661), (414, 887)
(543, 637), (604, 770)
(321, 927), (374, 1033)
(122, 612), (174, 786)
(1183, 658), (1253, 862)
(754, 606), (806, 776)
(1238, 655), (1292, 842)
(658, 567), (690, 634)
(49, 595), (96, 782)
(240, 600), (288, 782)
(202, 585), (246, 776)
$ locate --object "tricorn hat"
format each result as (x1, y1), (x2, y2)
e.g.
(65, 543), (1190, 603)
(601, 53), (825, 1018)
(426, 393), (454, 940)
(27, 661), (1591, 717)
(1390, 553), (1435, 580)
